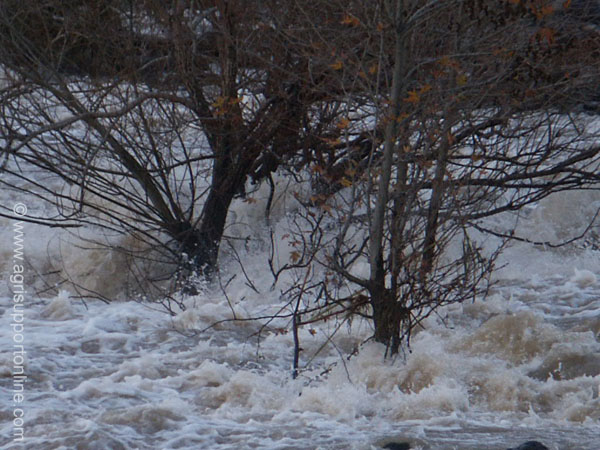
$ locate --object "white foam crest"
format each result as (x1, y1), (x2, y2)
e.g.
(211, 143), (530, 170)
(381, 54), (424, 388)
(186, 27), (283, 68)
(111, 354), (164, 381)
(99, 399), (188, 434)
(527, 190), (600, 243)
(455, 312), (560, 364)
(292, 382), (375, 420)
(569, 268), (597, 288)
(187, 360), (233, 388)
(390, 381), (470, 420)
(2, 150), (600, 448)
(225, 173), (303, 240)
(40, 290), (75, 320)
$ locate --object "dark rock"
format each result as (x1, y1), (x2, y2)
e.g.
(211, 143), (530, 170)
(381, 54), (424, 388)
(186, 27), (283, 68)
(382, 443), (411, 450)
(507, 441), (549, 450)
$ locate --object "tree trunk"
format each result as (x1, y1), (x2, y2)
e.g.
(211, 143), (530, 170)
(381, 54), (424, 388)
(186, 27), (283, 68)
(368, 0), (407, 353)
(421, 136), (450, 276)
(370, 285), (406, 355)
(176, 145), (248, 288)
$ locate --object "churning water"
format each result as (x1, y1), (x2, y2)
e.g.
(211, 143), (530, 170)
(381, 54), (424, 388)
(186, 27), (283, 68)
(1, 187), (600, 449)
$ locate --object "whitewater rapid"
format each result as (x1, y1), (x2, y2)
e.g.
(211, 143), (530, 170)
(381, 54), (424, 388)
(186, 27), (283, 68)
(1, 186), (600, 449)
(1, 243), (600, 449)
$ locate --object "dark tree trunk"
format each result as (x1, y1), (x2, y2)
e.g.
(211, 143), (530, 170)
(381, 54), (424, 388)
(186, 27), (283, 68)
(175, 143), (249, 288)
(369, 285), (407, 355)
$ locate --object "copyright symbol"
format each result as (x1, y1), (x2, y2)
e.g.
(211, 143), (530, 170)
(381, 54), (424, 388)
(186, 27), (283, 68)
(13, 203), (27, 217)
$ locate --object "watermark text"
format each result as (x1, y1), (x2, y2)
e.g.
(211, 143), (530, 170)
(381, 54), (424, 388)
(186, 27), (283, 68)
(10, 202), (27, 442)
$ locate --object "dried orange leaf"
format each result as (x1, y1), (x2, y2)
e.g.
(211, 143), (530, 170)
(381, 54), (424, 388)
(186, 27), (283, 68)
(330, 60), (343, 70)
(290, 250), (301, 263)
(337, 117), (350, 129)
(322, 137), (341, 147)
(538, 27), (555, 45)
(403, 90), (420, 104)
(340, 177), (353, 187)
(447, 132), (456, 145)
(396, 112), (410, 123)
(439, 56), (460, 69)
(341, 14), (360, 27)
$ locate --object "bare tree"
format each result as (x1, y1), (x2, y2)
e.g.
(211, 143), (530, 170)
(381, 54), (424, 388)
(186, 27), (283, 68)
(270, 0), (600, 357)
(2, 0), (600, 361)
(0, 0), (365, 294)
